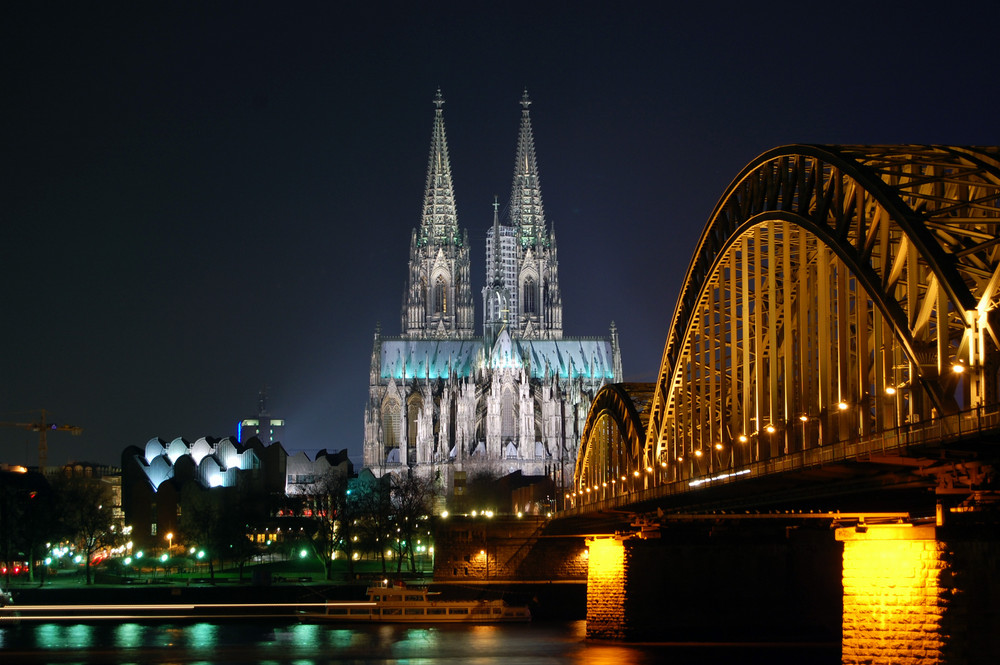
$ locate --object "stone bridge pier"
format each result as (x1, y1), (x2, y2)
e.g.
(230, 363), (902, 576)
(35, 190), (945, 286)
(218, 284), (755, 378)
(584, 518), (1000, 664)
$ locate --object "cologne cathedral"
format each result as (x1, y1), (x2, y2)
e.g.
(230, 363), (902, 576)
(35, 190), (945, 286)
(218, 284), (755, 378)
(363, 90), (622, 498)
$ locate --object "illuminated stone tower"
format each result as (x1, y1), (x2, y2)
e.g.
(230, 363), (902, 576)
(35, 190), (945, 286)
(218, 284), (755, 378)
(508, 90), (562, 339)
(483, 197), (514, 347)
(402, 89), (475, 339)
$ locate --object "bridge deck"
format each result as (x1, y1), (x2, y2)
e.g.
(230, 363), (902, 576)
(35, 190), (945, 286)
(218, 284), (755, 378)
(564, 405), (1000, 518)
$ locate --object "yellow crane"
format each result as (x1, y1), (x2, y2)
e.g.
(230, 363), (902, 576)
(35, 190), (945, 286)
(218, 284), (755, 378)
(0, 409), (83, 474)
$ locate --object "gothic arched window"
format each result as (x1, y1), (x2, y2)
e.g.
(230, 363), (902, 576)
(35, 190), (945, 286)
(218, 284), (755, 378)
(523, 277), (536, 315)
(407, 394), (422, 447)
(383, 400), (401, 448)
(501, 388), (516, 440)
(434, 276), (447, 314)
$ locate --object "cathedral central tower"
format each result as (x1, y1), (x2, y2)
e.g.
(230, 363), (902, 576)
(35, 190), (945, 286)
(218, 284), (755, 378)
(402, 89), (475, 338)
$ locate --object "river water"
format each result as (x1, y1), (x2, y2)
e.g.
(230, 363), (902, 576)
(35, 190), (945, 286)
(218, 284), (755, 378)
(0, 620), (838, 664)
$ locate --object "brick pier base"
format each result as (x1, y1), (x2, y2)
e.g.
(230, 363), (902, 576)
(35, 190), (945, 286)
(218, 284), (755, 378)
(837, 523), (1000, 664)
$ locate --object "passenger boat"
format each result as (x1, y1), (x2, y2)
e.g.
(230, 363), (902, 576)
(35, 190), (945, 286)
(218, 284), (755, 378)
(300, 580), (531, 623)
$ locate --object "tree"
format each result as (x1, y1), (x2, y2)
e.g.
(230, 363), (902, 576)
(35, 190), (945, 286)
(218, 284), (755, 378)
(354, 475), (392, 573)
(300, 468), (353, 580)
(178, 484), (228, 580)
(17, 486), (59, 584)
(179, 481), (266, 580)
(1, 472), (58, 585)
(53, 476), (116, 585)
(228, 535), (262, 583)
(391, 473), (435, 573)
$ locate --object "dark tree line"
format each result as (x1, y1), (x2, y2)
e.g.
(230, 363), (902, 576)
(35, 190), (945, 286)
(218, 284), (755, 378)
(300, 470), (437, 579)
(1, 472), (118, 586)
(2, 468), (440, 586)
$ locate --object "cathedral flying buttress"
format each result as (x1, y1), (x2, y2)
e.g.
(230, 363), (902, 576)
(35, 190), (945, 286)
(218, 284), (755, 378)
(364, 91), (621, 504)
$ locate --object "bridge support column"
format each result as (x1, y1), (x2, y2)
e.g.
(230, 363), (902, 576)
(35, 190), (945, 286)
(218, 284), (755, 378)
(585, 536), (627, 639)
(837, 523), (1000, 664)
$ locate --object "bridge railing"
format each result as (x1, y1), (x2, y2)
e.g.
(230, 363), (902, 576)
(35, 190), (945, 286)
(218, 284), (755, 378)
(565, 403), (1000, 514)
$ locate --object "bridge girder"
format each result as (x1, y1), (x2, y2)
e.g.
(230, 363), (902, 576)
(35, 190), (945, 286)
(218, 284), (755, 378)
(573, 383), (654, 495)
(576, 145), (1000, 494)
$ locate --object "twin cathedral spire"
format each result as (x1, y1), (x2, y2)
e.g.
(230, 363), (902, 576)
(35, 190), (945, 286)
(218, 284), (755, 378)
(401, 89), (563, 342)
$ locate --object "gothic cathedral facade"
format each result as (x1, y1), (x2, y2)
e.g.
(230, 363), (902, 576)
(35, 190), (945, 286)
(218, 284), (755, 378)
(363, 91), (622, 500)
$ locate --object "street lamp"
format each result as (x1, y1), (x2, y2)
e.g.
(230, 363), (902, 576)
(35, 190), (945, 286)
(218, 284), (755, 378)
(166, 532), (173, 553)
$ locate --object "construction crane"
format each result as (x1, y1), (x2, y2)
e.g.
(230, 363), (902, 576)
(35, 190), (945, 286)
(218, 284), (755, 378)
(0, 409), (83, 474)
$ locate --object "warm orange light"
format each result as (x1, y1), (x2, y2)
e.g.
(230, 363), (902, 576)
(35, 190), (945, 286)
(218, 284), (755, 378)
(694, 449), (703, 457)
(586, 537), (624, 580)
(836, 523), (939, 650)
(632, 470), (640, 477)
(952, 363), (965, 374)
(799, 414), (808, 422)
(714, 443), (723, 450)
(838, 401), (849, 411)
(645, 466), (653, 473)
(885, 386), (897, 395)
(765, 424), (776, 434)
(738, 435), (748, 443)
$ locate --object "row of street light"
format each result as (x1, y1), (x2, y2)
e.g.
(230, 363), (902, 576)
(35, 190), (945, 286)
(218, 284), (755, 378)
(567, 394), (907, 508)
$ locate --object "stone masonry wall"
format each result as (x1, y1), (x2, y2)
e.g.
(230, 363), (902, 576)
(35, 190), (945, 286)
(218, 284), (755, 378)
(585, 537), (627, 640)
(839, 523), (1000, 665)
(840, 525), (947, 664)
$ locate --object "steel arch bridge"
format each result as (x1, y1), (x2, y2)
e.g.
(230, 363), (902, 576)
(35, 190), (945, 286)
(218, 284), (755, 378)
(573, 145), (1000, 503)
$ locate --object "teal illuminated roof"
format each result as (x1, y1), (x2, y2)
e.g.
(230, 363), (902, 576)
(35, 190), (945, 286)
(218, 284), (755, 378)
(379, 336), (615, 381)
(381, 339), (480, 380)
(516, 339), (616, 380)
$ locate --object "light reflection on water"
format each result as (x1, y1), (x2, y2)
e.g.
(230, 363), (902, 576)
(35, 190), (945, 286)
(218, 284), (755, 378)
(0, 620), (837, 664)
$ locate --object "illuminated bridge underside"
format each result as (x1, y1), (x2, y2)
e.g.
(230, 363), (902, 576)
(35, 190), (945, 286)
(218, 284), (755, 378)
(576, 145), (1000, 498)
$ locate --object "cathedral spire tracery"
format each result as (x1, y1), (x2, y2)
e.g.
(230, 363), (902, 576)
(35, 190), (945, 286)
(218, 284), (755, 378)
(508, 89), (562, 339)
(420, 88), (461, 246)
(403, 89), (474, 338)
(509, 89), (546, 249)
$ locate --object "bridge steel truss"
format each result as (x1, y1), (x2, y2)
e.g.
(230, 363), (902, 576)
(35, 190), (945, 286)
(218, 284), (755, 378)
(575, 145), (1000, 495)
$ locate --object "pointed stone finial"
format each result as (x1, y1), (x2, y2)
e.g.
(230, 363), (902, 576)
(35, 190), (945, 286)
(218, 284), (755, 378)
(520, 88), (531, 110)
(434, 88), (445, 111)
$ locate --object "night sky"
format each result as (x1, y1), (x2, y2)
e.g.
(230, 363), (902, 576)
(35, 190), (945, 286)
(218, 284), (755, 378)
(4, 2), (999, 468)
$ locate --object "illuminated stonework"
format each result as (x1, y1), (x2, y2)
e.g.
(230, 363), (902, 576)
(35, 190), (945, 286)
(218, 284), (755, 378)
(364, 92), (622, 494)
(838, 525), (948, 664)
(585, 537), (627, 640)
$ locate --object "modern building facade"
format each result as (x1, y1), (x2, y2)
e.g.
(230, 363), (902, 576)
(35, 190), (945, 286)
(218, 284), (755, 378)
(363, 91), (622, 498)
(121, 436), (353, 548)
